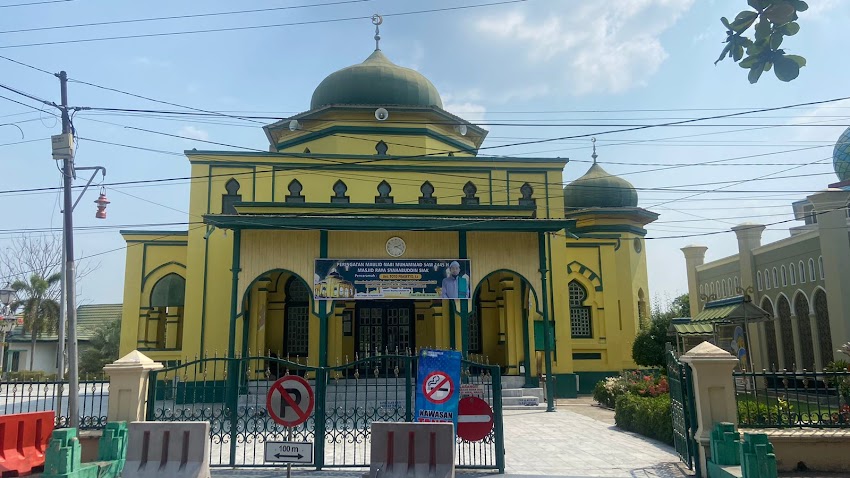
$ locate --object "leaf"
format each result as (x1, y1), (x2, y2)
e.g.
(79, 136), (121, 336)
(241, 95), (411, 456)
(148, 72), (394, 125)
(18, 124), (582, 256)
(774, 55), (801, 81)
(791, 0), (808, 12)
(733, 44), (745, 61)
(721, 16), (732, 28)
(754, 19), (772, 40)
(749, 64), (765, 83)
(785, 54), (806, 67)
(739, 55), (760, 68)
(730, 10), (759, 33)
(715, 43), (733, 64)
(747, 0), (764, 9)
(782, 22), (800, 35)
(770, 32), (784, 49)
(764, 1), (797, 23)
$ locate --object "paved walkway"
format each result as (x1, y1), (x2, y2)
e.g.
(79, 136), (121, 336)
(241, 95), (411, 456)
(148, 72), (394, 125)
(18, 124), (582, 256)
(211, 400), (691, 478)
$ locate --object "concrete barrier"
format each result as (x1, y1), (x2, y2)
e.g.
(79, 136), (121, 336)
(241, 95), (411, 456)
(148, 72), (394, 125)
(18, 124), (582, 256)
(123, 421), (210, 478)
(0, 410), (53, 476)
(368, 422), (454, 478)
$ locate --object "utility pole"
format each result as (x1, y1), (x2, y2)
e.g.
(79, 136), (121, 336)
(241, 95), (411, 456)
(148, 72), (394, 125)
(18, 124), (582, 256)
(57, 70), (79, 429)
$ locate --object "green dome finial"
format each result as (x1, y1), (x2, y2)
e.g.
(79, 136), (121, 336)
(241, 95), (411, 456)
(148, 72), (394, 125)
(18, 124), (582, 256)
(564, 141), (639, 210)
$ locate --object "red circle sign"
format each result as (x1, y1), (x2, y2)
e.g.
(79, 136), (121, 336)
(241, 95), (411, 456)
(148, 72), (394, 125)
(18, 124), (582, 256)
(422, 371), (454, 404)
(457, 396), (494, 442)
(266, 375), (314, 427)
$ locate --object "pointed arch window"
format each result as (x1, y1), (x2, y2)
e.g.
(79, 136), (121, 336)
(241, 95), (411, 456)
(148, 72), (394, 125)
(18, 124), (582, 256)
(818, 255), (825, 280)
(772, 268), (778, 288)
(375, 180), (394, 204)
(331, 180), (350, 203)
(462, 181), (479, 206)
(286, 179), (305, 203)
(764, 269), (771, 289)
(419, 181), (437, 205)
(781, 265), (788, 287)
(808, 259), (816, 281)
(141, 273), (186, 350)
(757, 271), (762, 291)
(734, 277), (739, 292)
(569, 281), (592, 338)
(789, 263), (796, 285)
(799, 261), (806, 283)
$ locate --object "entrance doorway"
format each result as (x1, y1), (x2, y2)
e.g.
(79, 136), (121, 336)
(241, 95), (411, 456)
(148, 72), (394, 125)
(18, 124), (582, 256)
(355, 300), (415, 355)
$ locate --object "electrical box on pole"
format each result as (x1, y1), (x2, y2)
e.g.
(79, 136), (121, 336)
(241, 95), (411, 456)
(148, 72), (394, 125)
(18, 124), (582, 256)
(51, 133), (75, 161)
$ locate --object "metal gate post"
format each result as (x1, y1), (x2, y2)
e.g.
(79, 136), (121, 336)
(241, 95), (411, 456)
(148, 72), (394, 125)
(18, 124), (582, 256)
(405, 357), (413, 422)
(227, 357), (239, 467)
(491, 365), (506, 474)
(685, 363), (701, 478)
(145, 370), (157, 420)
(314, 367), (326, 470)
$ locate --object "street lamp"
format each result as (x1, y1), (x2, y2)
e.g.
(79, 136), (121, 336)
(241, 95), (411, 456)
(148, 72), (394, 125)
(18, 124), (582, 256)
(0, 287), (17, 374)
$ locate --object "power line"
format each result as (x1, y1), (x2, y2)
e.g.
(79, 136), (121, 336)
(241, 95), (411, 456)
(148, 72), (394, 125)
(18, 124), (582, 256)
(0, 0), (528, 49)
(0, 0), (372, 35)
(0, 0), (71, 8)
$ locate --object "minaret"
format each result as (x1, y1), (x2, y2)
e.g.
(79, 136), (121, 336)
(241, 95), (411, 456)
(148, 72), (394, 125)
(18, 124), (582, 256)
(681, 245), (708, 318)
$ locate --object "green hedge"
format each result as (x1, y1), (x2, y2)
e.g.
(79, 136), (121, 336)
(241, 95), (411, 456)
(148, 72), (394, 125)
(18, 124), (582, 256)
(3, 370), (58, 381)
(614, 393), (673, 445)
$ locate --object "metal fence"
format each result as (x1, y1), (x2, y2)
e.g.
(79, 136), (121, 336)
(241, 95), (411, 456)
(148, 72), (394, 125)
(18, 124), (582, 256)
(146, 352), (505, 471)
(0, 378), (109, 429)
(734, 369), (850, 428)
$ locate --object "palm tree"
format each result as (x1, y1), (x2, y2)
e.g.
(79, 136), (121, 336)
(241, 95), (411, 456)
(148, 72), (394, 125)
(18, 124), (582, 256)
(10, 273), (61, 371)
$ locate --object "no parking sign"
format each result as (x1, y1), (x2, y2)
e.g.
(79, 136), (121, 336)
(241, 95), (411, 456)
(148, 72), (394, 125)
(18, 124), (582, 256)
(415, 349), (461, 428)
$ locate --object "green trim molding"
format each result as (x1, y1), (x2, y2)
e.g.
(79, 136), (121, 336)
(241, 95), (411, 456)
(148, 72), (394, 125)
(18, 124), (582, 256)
(572, 352), (602, 360)
(552, 373), (578, 398)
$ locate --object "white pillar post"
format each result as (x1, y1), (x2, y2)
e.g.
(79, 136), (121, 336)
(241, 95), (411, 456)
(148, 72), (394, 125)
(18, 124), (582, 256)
(102, 350), (163, 423)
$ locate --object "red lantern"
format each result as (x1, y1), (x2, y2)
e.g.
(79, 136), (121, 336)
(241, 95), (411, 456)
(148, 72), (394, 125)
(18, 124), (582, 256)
(94, 189), (110, 219)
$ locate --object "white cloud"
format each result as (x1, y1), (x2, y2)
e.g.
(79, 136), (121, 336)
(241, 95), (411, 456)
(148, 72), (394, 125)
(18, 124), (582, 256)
(806, 0), (841, 18)
(786, 99), (850, 143)
(178, 125), (210, 141)
(474, 0), (694, 95)
(442, 91), (487, 121)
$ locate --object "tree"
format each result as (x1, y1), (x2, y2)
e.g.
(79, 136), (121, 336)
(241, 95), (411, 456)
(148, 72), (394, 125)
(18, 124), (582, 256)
(10, 273), (61, 371)
(716, 0), (808, 83)
(632, 294), (690, 367)
(79, 320), (121, 377)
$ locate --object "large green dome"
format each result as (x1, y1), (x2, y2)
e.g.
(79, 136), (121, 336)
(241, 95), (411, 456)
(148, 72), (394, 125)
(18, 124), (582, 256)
(834, 126), (850, 182)
(564, 162), (638, 210)
(310, 50), (443, 110)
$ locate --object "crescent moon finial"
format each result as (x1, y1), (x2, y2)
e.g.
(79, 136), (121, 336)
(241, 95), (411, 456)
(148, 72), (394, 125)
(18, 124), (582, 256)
(372, 14), (383, 51)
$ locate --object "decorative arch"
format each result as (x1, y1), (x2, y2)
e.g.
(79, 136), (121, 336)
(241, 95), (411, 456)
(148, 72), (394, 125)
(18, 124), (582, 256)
(568, 280), (592, 338)
(566, 261), (603, 292)
(793, 290), (815, 370)
(798, 260), (806, 283)
(141, 261), (187, 294)
(776, 294), (794, 370)
(761, 296), (778, 370)
(471, 268), (541, 317)
(812, 287), (833, 365)
(139, 272), (186, 350)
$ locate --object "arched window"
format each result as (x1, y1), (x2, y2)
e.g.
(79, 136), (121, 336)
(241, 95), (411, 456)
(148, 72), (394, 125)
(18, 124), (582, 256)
(814, 289), (834, 365)
(734, 277), (739, 292)
(715, 281), (721, 297)
(761, 297), (778, 370)
(284, 278), (311, 356)
(728, 279), (734, 295)
(764, 270), (771, 289)
(778, 296), (795, 370)
(700, 284), (704, 296)
(757, 271), (762, 291)
(789, 263), (796, 285)
(710, 282), (715, 295)
(818, 256), (825, 280)
(721, 281), (727, 298)
(569, 281), (592, 338)
(772, 268), (778, 288)
(781, 266), (788, 287)
(809, 258), (816, 281)
(142, 273), (186, 350)
(794, 292), (815, 370)
(799, 261), (806, 283)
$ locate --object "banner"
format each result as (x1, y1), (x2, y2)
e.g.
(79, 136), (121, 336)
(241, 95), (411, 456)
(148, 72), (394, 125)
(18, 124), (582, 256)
(415, 349), (462, 429)
(313, 259), (471, 300)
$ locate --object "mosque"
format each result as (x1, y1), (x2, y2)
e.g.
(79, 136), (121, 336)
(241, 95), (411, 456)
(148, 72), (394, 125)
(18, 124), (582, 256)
(680, 127), (850, 371)
(117, 24), (658, 397)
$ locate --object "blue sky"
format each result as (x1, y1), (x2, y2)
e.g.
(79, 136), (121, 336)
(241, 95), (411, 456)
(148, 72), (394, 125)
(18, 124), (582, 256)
(1, 0), (848, 309)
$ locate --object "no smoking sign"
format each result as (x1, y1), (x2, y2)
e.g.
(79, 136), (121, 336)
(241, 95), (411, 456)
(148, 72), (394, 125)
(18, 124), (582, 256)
(422, 371), (454, 404)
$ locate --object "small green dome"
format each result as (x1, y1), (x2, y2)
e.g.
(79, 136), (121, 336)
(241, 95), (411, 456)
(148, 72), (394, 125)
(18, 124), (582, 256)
(834, 126), (850, 182)
(564, 162), (638, 210)
(310, 50), (443, 110)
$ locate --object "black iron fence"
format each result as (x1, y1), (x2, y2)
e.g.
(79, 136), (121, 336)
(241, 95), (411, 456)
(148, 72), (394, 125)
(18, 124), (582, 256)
(734, 369), (850, 428)
(0, 377), (109, 429)
(146, 352), (505, 471)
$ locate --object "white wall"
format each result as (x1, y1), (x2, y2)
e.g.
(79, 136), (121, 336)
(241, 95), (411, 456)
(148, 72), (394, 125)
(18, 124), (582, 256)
(5, 342), (58, 373)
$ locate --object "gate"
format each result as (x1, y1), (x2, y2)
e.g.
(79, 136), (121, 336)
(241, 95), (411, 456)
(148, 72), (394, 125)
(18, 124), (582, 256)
(667, 350), (700, 476)
(146, 352), (505, 472)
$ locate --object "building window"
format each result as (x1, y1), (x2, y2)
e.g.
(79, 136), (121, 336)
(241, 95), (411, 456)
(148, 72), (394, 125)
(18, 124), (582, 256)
(761, 298), (778, 370)
(569, 281), (592, 338)
(699, 284), (704, 296)
(721, 281), (727, 298)
(710, 282), (715, 295)
(284, 278), (311, 356)
(757, 271), (762, 291)
(781, 266), (788, 287)
(468, 309), (482, 354)
(331, 180), (350, 203)
(2, 350), (22, 372)
(772, 268), (778, 289)
(419, 181), (436, 205)
(285, 179), (305, 203)
(799, 261), (806, 283)
(140, 273), (186, 350)
(818, 256), (825, 280)
(809, 259), (816, 281)
(794, 292), (815, 370)
(814, 289), (833, 365)
(789, 263), (796, 285)
(778, 296), (795, 369)
(764, 269), (771, 289)
(734, 277), (739, 292)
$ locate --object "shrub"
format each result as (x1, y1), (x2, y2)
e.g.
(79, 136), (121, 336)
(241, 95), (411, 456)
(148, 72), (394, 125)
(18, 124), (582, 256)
(4, 370), (57, 381)
(593, 371), (670, 408)
(593, 376), (627, 408)
(614, 393), (673, 445)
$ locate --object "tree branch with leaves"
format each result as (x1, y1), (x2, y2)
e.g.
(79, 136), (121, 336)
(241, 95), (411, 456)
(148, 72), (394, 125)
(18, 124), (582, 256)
(716, 0), (808, 83)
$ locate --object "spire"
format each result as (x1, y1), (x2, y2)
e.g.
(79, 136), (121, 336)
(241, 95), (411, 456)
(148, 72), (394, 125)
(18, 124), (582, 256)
(372, 14), (383, 51)
(591, 137), (598, 164)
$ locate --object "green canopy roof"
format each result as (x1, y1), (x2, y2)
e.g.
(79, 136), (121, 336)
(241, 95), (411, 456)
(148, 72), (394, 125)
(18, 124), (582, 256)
(672, 322), (714, 335)
(691, 297), (771, 324)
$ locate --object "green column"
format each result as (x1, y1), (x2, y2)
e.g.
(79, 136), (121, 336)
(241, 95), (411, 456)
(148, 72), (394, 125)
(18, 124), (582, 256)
(315, 230), (328, 469)
(521, 281), (534, 388)
(538, 232), (555, 411)
(227, 229), (242, 359)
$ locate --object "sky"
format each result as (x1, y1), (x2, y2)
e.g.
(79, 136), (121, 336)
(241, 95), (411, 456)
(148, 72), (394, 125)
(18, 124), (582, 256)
(1, 0), (849, 310)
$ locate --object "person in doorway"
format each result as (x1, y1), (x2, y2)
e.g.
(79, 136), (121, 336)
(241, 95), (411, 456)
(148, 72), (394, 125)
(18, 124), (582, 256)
(441, 261), (468, 299)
